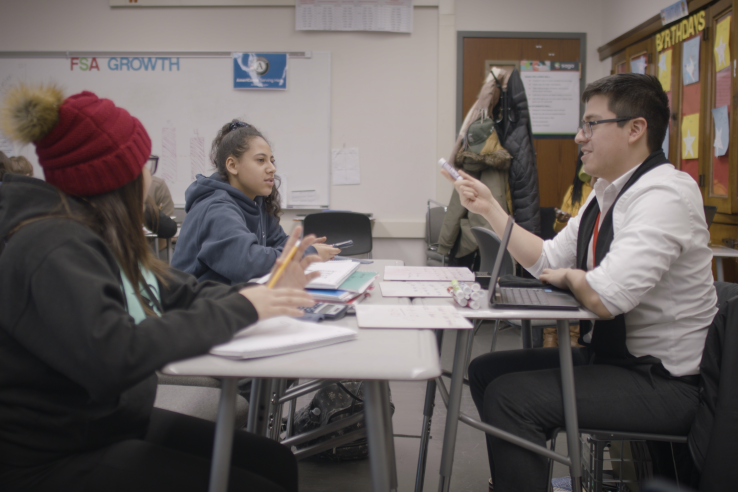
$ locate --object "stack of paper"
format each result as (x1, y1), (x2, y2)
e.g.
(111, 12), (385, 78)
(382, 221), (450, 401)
(308, 271), (378, 303)
(379, 281), (452, 298)
(355, 305), (473, 329)
(210, 316), (357, 359)
(306, 261), (361, 289)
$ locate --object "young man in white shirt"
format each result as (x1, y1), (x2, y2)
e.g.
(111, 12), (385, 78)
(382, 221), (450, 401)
(447, 73), (717, 492)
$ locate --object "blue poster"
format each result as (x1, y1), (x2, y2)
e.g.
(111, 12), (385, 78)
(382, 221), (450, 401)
(682, 37), (700, 85)
(233, 53), (288, 90)
(712, 105), (729, 157)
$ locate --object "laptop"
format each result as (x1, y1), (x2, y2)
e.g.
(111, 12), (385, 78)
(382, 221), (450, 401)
(487, 217), (582, 310)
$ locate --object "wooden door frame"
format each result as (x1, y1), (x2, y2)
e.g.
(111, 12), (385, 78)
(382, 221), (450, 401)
(456, 31), (588, 134)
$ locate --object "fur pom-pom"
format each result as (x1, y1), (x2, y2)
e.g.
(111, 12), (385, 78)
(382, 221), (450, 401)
(1, 83), (64, 143)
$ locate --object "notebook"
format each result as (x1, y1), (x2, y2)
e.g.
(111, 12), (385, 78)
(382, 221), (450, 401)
(488, 217), (582, 310)
(210, 316), (357, 359)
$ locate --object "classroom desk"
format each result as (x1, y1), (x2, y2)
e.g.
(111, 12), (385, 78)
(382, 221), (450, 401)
(162, 260), (441, 492)
(710, 244), (738, 282)
(411, 296), (601, 492)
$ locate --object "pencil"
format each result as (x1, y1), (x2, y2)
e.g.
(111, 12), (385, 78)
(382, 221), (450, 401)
(267, 240), (301, 289)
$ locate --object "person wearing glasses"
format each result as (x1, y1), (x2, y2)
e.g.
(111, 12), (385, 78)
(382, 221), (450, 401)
(172, 120), (340, 284)
(0, 85), (320, 492)
(443, 73), (716, 491)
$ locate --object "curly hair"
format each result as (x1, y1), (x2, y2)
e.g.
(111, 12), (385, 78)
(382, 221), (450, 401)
(210, 120), (282, 218)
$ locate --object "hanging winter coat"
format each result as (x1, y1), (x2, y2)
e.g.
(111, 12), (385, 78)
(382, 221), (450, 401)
(495, 68), (541, 236)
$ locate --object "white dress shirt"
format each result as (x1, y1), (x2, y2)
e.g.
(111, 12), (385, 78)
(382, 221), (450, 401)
(528, 163), (717, 376)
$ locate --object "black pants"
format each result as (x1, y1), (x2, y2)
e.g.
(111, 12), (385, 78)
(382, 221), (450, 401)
(1, 408), (298, 492)
(468, 347), (699, 492)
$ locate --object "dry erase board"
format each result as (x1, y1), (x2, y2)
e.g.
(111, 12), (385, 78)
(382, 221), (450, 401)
(0, 51), (331, 207)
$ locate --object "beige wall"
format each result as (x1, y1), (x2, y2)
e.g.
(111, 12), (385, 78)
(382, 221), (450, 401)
(0, 0), (664, 266)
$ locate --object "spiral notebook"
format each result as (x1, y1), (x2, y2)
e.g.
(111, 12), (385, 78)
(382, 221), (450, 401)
(210, 317), (357, 359)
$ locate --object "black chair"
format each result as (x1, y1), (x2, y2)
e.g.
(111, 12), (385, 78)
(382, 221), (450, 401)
(548, 281), (738, 492)
(539, 206), (557, 240)
(303, 211), (372, 257)
(426, 199), (450, 266)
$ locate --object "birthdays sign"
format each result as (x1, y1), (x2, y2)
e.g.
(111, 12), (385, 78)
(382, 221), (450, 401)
(233, 53), (288, 90)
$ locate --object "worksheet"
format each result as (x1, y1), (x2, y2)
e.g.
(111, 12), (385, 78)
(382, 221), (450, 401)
(383, 266), (475, 282)
(355, 305), (472, 329)
(378, 281), (453, 298)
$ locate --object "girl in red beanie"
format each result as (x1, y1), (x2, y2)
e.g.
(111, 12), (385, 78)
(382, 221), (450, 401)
(172, 120), (340, 284)
(0, 83), (319, 492)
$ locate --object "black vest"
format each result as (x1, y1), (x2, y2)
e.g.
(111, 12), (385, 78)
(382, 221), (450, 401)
(576, 150), (670, 361)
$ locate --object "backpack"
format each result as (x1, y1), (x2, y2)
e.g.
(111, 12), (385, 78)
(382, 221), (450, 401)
(292, 380), (394, 461)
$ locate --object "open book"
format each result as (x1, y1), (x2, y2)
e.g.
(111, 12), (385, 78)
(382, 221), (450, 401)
(210, 317), (357, 359)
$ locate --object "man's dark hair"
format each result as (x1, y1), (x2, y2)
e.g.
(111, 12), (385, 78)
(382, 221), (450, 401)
(582, 73), (670, 153)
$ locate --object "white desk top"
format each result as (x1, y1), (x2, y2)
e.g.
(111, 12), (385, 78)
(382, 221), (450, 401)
(413, 295), (601, 320)
(710, 245), (738, 258)
(162, 259), (440, 381)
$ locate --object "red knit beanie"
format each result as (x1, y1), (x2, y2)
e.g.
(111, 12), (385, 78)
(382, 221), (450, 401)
(1, 85), (151, 196)
(37, 91), (151, 196)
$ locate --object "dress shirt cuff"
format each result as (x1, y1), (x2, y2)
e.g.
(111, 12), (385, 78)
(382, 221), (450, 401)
(525, 250), (548, 279)
(585, 268), (636, 316)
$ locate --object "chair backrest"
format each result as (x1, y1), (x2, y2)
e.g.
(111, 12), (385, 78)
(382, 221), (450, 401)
(303, 212), (372, 256)
(426, 200), (447, 248)
(470, 226), (514, 275)
(539, 206), (557, 240)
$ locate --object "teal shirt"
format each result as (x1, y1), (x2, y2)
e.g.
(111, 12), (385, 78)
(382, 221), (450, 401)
(119, 265), (161, 323)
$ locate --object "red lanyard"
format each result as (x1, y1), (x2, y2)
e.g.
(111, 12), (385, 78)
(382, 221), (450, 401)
(592, 212), (601, 267)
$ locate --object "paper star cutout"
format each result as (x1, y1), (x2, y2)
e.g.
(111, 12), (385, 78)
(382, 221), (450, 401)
(659, 53), (668, 75)
(686, 57), (695, 81)
(684, 129), (696, 158)
(716, 36), (728, 66)
(714, 127), (724, 156)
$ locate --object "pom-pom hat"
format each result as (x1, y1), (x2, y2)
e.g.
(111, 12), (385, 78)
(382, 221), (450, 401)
(1, 83), (151, 196)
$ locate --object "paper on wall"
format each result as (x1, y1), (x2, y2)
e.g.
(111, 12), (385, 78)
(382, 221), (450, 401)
(332, 148), (361, 185)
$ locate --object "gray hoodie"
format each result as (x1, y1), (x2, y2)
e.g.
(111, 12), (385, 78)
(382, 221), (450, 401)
(172, 172), (291, 284)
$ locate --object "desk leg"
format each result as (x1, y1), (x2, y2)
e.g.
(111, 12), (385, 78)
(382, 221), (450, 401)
(438, 329), (471, 492)
(557, 320), (581, 491)
(716, 257), (725, 282)
(415, 330), (444, 492)
(521, 319), (532, 349)
(364, 380), (397, 492)
(209, 377), (238, 492)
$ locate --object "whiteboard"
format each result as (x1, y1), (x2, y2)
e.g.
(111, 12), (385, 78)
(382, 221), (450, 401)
(0, 52), (331, 207)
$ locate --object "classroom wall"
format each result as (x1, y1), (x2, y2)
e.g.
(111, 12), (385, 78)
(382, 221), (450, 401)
(0, 0), (659, 267)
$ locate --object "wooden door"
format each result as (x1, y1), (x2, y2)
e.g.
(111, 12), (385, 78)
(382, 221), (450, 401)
(461, 37), (581, 209)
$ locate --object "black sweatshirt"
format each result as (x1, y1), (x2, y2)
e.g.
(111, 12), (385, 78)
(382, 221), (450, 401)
(0, 175), (258, 467)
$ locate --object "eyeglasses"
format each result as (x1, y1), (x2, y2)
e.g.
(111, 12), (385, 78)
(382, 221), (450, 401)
(146, 155), (159, 176)
(578, 117), (636, 139)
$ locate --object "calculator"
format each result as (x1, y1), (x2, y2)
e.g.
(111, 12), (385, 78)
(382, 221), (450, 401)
(299, 302), (349, 322)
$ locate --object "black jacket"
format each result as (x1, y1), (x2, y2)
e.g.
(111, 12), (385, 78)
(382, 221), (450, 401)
(0, 174), (258, 467)
(688, 284), (738, 490)
(495, 69), (541, 236)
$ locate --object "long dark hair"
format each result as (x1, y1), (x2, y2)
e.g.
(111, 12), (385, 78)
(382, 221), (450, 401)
(570, 151), (585, 207)
(9, 174), (169, 317)
(211, 120), (282, 218)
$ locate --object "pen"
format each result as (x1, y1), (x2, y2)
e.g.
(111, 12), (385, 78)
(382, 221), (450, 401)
(267, 240), (301, 289)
